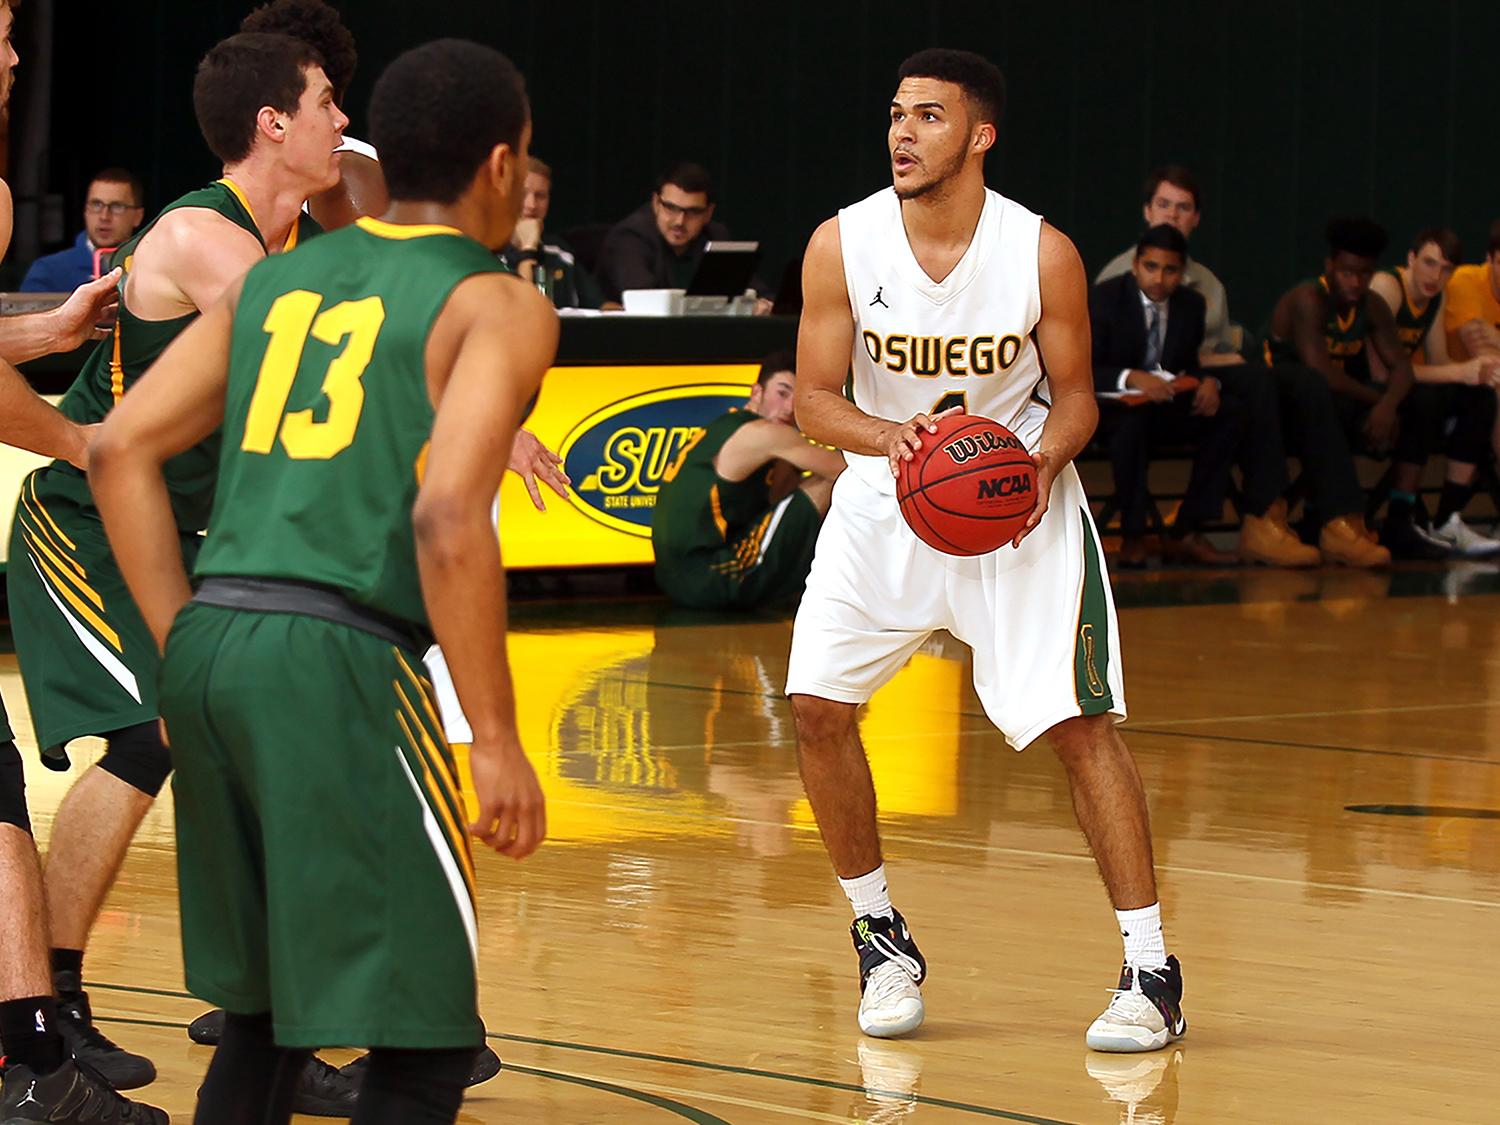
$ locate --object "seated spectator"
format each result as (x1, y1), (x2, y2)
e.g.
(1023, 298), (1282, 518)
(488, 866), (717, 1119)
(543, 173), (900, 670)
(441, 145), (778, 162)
(1263, 218), (1438, 561)
(597, 161), (770, 311)
(1091, 225), (1318, 568)
(21, 168), (143, 292)
(1369, 228), (1500, 555)
(1442, 218), (1500, 381)
(652, 351), (843, 609)
(499, 157), (609, 310)
(1096, 166), (1242, 366)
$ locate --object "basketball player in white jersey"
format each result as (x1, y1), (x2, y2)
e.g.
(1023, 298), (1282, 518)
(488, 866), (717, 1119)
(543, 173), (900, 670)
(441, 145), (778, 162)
(787, 48), (1186, 1052)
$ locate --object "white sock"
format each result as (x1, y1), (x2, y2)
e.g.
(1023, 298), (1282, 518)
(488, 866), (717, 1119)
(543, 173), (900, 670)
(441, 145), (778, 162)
(1116, 903), (1167, 971)
(838, 865), (894, 920)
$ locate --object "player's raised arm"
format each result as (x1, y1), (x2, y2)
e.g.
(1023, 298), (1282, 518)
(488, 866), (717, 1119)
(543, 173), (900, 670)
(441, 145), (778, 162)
(414, 274), (557, 860)
(88, 286), (238, 649)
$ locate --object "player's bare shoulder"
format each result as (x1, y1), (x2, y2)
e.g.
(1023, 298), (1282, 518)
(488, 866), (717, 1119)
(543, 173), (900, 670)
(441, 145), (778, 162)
(145, 206), (264, 261)
(1036, 221), (1087, 311)
(1368, 269), (1404, 311)
(451, 269), (557, 329)
(802, 216), (851, 311)
(425, 270), (558, 400)
(1037, 222), (1085, 280)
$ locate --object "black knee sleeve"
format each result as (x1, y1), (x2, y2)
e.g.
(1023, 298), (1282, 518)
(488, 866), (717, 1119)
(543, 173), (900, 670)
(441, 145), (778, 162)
(99, 722), (172, 797)
(352, 1046), (475, 1125)
(0, 739), (32, 834)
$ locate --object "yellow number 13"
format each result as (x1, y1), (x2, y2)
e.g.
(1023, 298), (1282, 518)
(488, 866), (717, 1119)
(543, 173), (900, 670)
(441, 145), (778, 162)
(241, 289), (387, 460)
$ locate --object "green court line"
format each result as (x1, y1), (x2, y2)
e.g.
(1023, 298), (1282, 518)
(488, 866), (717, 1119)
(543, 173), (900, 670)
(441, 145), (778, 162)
(91, 997), (1075, 1123)
(1123, 724), (1500, 768)
(503, 1063), (732, 1123)
(630, 678), (1500, 769)
(93, 1016), (728, 1123)
(482, 1032), (1072, 1123)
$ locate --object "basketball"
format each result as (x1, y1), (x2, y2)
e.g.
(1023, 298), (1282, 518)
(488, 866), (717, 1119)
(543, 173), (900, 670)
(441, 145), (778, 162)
(896, 414), (1038, 555)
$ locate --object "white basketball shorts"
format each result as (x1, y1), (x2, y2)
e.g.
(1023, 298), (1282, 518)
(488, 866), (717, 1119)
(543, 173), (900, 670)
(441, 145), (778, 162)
(785, 462), (1126, 750)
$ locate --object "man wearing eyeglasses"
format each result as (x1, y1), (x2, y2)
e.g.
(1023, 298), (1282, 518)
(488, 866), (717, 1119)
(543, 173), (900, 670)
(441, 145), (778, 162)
(598, 161), (769, 310)
(20, 168), (144, 292)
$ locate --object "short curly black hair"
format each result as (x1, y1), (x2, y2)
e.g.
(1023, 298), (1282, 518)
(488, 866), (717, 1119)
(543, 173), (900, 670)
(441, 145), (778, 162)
(1325, 217), (1388, 261)
(897, 48), (1006, 127)
(193, 32), (324, 166)
(370, 39), (528, 205)
(241, 0), (357, 102)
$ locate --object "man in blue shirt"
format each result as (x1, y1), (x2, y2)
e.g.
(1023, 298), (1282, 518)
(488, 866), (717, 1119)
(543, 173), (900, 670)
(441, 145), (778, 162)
(20, 168), (143, 292)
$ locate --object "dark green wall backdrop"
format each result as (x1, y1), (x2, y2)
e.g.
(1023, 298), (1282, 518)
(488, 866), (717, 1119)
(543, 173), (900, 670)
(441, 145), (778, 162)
(32, 0), (1500, 330)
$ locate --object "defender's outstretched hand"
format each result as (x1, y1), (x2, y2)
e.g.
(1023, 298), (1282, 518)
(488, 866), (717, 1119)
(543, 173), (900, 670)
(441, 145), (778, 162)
(508, 427), (570, 511)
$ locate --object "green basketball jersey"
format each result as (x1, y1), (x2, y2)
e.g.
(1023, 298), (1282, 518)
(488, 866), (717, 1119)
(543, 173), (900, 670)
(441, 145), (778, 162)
(53, 179), (321, 531)
(194, 216), (509, 628)
(1381, 267), (1440, 356)
(652, 409), (773, 557)
(1262, 276), (1371, 379)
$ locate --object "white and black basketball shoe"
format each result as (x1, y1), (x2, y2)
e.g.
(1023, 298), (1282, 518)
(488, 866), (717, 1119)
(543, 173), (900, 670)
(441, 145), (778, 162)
(851, 911), (927, 1038)
(1086, 955), (1188, 1052)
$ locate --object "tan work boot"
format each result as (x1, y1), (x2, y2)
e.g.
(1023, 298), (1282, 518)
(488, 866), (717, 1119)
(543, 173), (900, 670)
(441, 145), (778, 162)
(1240, 508), (1322, 567)
(1319, 515), (1392, 567)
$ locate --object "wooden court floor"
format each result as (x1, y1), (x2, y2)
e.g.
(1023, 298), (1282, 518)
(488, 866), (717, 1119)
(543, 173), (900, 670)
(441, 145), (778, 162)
(7, 566), (1500, 1123)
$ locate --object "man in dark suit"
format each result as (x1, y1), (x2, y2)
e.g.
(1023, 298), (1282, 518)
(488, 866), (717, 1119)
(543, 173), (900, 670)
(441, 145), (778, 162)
(1092, 225), (1319, 568)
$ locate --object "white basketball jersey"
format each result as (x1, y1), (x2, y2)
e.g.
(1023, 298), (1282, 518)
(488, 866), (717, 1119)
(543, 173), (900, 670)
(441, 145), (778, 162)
(838, 187), (1047, 493)
(337, 134), (379, 160)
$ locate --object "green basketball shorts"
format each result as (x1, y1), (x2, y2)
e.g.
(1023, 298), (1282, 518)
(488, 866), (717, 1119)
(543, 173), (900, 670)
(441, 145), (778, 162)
(7, 466), (198, 754)
(655, 489), (823, 610)
(159, 601), (482, 1049)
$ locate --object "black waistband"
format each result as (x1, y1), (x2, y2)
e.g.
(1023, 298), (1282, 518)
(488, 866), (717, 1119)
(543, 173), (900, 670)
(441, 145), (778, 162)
(191, 577), (431, 654)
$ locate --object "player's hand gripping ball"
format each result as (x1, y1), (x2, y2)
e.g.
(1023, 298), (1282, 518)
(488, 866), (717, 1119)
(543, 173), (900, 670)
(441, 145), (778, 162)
(896, 414), (1038, 555)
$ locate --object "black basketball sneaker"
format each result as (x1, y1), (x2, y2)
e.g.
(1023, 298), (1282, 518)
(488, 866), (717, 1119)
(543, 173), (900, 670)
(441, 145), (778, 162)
(292, 1056), (360, 1117)
(0, 1059), (167, 1123)
(851, 910), (927, 1038)
(53, 971), (156, 1090)
(185, 1007), (223, 1046)
(340, 1044), (503, 1088)
(1085, 955), (1188, 1052)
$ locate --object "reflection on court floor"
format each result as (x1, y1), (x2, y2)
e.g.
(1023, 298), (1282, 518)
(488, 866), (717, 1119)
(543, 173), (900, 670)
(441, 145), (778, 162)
(9, 573), (1500, 1122)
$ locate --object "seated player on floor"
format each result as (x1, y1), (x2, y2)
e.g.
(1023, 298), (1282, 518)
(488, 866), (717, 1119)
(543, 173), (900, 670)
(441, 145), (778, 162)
(652, 350), (844, 610)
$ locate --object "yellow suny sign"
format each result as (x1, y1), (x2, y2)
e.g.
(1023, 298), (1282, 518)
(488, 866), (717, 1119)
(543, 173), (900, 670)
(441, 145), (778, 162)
(501, 365), (759, 568)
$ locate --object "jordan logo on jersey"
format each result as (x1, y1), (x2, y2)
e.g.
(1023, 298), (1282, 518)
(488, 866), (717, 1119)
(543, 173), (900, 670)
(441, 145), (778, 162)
(862, 330), (1025, 378)
(870, 287), (888, 309)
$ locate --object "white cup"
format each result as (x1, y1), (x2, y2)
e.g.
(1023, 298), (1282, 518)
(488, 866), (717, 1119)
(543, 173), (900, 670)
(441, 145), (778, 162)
(621, 288), (684, 316)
